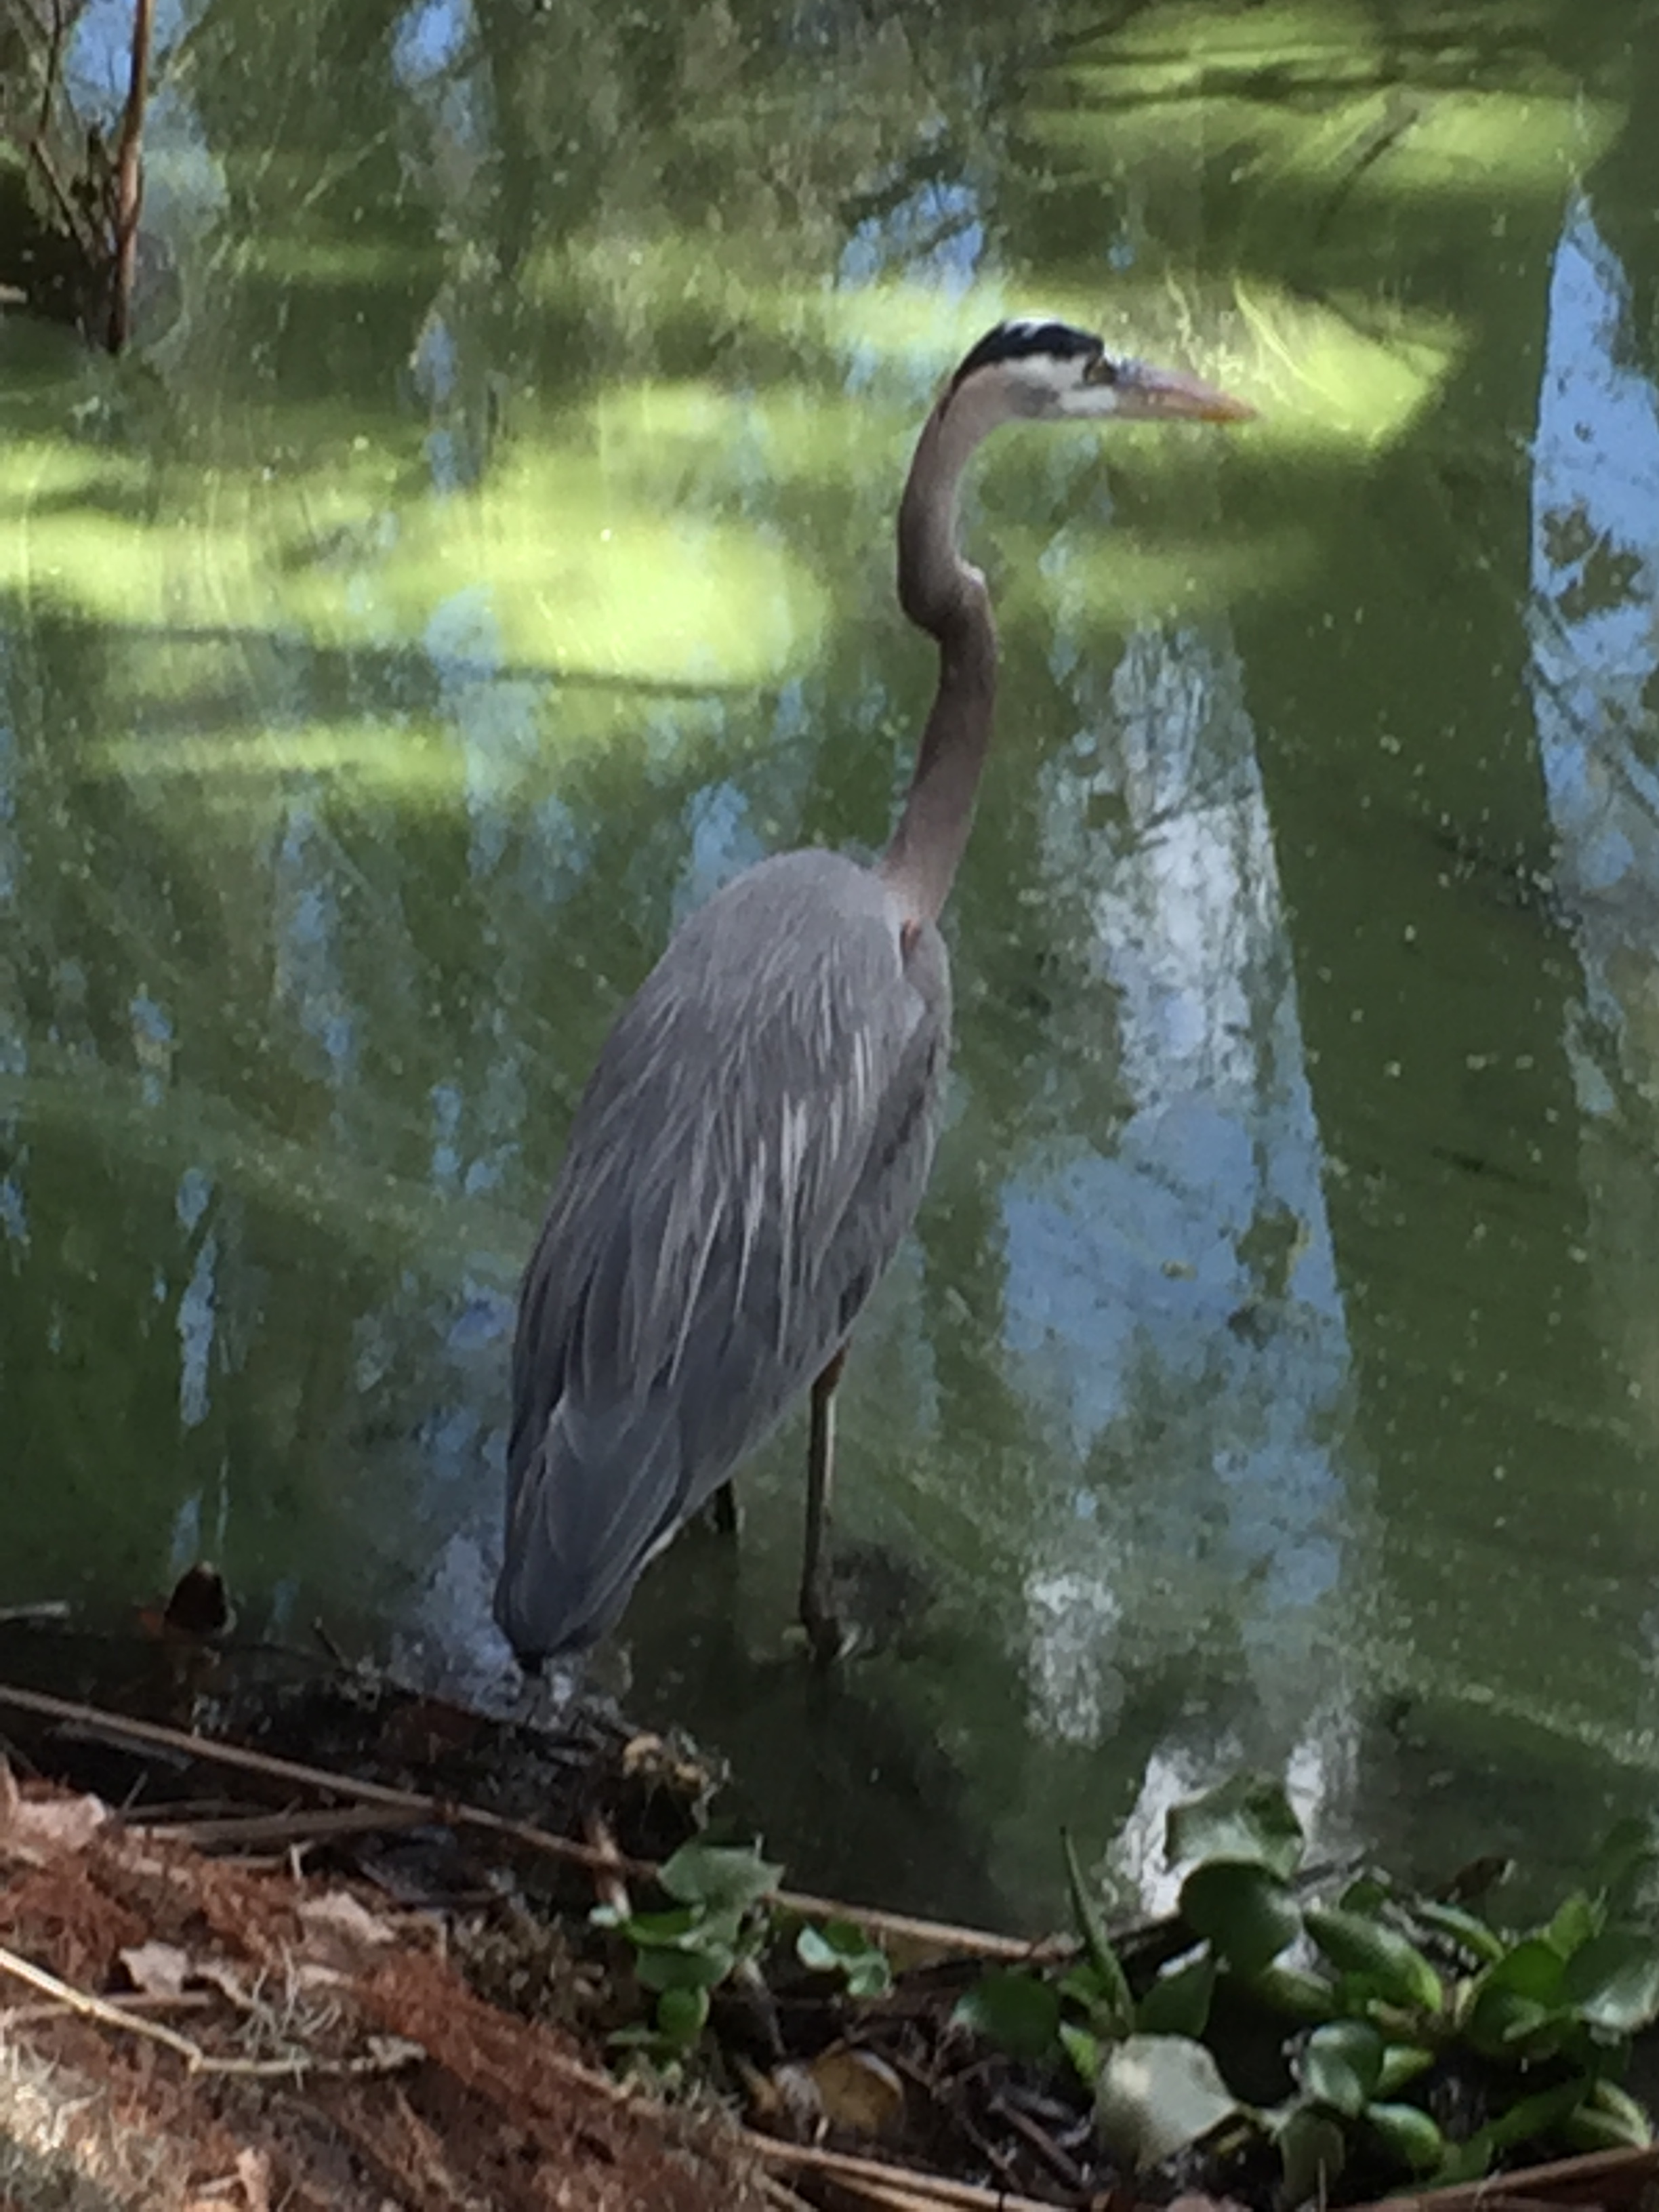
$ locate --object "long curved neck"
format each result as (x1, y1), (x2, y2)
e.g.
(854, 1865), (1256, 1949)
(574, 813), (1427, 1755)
(880, 379), (1006, 924)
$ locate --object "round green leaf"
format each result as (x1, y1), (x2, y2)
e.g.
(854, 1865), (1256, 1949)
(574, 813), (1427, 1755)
(1165, 1776), (1305, 1881)
(1561, 1928), (1659, 2032)
(611, 1906), (698, 1945)
(1181, 1861), (1301, 1975)
(1366, 2101), (1444, 2173)
(655, 1982), (709, 2049)
(635, 1944), (733, 1994)
(1298, 2020), (1384, 2116)
(1545, 1891), (1601, 1960)
(951, 1971), (1062, 2061)
(1591, 1820), (1659, 1913)
(796, 1919), (893, 1996)
(657, 1841), (782, 1912)
(1477, 1936), (1568, 2003)
(1094, 2034), (1242, 2170)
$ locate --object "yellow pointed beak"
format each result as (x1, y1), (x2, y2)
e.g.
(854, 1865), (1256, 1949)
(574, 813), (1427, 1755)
(1110, 361), (1257, 423)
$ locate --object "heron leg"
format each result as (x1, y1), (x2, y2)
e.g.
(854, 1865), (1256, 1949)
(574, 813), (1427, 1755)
(703, 1482), (742, 1537)
(800, 1345), (848, 1664)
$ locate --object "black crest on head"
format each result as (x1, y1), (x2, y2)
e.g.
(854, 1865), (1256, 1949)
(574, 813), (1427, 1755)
(950, 316), (1107, 391)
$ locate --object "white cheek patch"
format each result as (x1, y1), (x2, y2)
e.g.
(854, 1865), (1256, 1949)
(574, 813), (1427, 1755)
(1011, 352), (1088, 404)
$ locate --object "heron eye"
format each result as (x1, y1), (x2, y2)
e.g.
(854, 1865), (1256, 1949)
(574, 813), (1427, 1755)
(1084, 353), (1120, 386)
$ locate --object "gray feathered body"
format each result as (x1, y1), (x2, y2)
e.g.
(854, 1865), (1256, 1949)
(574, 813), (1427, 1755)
(495, 848), (951, 1662)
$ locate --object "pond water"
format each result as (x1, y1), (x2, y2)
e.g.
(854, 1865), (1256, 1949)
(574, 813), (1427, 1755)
(4, 0), (1659, 1931)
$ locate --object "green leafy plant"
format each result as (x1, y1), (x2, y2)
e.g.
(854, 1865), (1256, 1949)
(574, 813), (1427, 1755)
(953, 1777), (1659, 2200)
(795, 1917), (893, 1999)
(592, 1839), (782, 2059)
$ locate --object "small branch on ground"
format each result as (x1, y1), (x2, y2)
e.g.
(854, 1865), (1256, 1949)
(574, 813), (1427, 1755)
(0, 1942), (421, 2081)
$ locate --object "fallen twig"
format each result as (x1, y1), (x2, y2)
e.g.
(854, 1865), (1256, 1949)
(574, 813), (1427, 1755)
(136, 1803), (430, 1852)
(0, 1942), (418, 2081)
(0, 1681), (1059, 1964)
(741, 2131), (1068, 2212)
(0, 1989), (214, 2028)
(1378, 2145), (1659, 2212)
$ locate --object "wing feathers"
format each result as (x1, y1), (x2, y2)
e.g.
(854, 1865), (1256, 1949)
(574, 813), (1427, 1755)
(494, 851), (949, 1661)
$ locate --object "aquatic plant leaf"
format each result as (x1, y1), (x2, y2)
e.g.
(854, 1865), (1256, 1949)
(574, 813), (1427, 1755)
(1298, 2019), (1384, 2116)
(1582, 2077), (1654, 2147)
(1094, 2034), (1241, 2170)
(1561, 1928), (1659, 2032)
(1467, 1988), (1555, 2055)
(1181, 1861), (1300, 1975)
(952, 1971), (1063, 2061)
(1410, 1898), (1506, 1966)
(1565, 2104), (1654, 2154)
(1060, 2020), (1103, 2089)
(1246, 1961), (1337, 2021)
(1477, 1936), (1568, 2003)
(654, 1982), (709, 2048)
(634, 1943), (733, 1993)
(1165, 1776), (1305, 1881)
(1544, 1891), (1602, 1959)
(1136, 1950), (1217, 2039)
(1063, 1830), (1133, 2034)
(1376, 2043), (1436, 2095)
(796, 1919), (892, 1997)
(1465, 1936), (1568, 2052)
(1365, 2100), (1444, 2173)
(1433, 2078), (1589, 2184)
(1339, 1875), (1390, 1917)
(1303, 1906), (1441, 2013)
(657, 1840), (782, 1913)
(602, 1904), (700, 1944)
(1275, 2102), (1347, 2203)
(1590, 1820), (1659, 1914)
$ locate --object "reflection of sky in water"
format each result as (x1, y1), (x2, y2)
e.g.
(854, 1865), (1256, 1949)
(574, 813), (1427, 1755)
(1529, 193), (1659, 1101)
(1528, 197), (1659, 1673)
(272, 806), (358, 1091)
(426, 588), (547, 875)
(839, 182), (984, 300)
(1006, 625), (1350, 1746)
(393, 0), (473, 87)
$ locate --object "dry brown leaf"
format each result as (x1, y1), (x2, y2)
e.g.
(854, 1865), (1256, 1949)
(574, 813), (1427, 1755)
(182, 2145), (271, 2212)
(0, 1759), (108, 1862)
(296, 1889), (405, 1977)
(236, 2144), (272, 2210)
(119, 1940), (192, 1998)
(762, 2062), (827, 2140)
(298, 1889), (399, 1951)
(805, 2045), (906, 2139)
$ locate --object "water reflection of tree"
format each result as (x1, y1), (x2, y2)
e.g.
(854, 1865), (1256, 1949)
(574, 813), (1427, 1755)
(1527, 184), (1659, 1745)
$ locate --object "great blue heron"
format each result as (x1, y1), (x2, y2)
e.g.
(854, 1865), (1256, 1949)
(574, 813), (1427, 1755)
(496, 315), (1252, 1669)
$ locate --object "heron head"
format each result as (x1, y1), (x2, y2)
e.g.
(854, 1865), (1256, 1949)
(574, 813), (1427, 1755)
(948, 316), (1255, 426)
